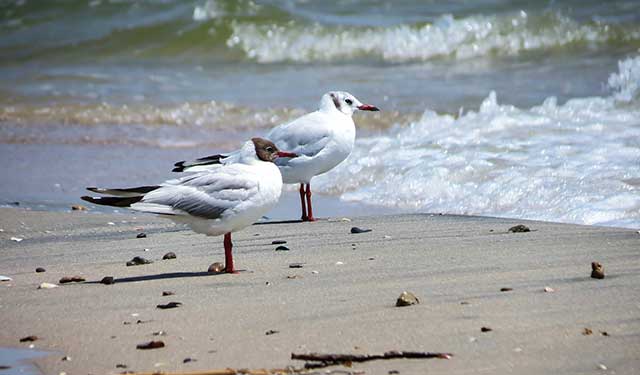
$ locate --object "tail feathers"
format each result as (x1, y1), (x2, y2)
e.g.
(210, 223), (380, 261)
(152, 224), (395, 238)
(87, 186), (159, 197)
(172, 154), (226, 172)
(81, 195), (144, 207)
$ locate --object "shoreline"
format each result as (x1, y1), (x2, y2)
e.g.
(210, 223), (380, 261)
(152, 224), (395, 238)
(1, 207), (639, 374)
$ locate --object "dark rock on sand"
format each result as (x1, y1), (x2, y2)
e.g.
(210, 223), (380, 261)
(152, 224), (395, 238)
(265, 330), (279, 335)
(207, 262), (225, 273)
(183, 357), (196, 363)
(162, 291), (175, 296)
(136, 340), (165, 350)
(591, 262), (605, 279)
(272, 240), (287, 245)
(351, 227), (372, 234)
(500, 287), (513, 292)
(508, 224), (530, 233)
(19, 335), (38, 342)
(396, 291), (419, 307)
(71, 205), (87, 211)
(162, 252), (177, 260)
(275, 245), (290, 251)
(289, 263), (304, 268)
(116, 364), (128, 369)
(126, 256), (152, 266)
(481, 327), (493, 332)
(35, 267), (45, 273)
(157, 302), (182, 309)
(59, 276), (85, 283)
(583, 328), (593, 335)
(136, 233), (147, 238)
(100, 276), (115, 285)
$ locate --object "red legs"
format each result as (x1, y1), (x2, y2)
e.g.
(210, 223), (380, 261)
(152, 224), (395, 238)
(223, 232), (237, 274)
(299, 183), (308, 221)
(305, 183), (316, 222)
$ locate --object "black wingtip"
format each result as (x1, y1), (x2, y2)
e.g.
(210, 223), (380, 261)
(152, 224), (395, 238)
(174, 161), (185, 167)
(81, 196), (97, 203)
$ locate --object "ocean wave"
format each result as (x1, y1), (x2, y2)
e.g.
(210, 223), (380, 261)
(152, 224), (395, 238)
(312, 56), (640, 228)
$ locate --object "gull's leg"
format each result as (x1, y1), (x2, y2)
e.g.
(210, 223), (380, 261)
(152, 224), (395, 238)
(223, 232), (237, 273)
(305, 183), (316, 222)
(299, 183), (308, 221)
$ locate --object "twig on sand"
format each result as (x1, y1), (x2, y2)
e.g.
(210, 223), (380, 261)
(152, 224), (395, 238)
(128, 368), (358, 375)
(292, 350), (452, 369)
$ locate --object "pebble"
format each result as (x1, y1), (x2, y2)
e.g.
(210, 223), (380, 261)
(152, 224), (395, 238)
(289, 263), (304, 268)
(272, 240), (287, 245)
(513, 347), (523, 353)
(156, 302), (182, 309)
(543, 286), (555, 293)
(383, 235), (392, 239)
(601, 331), (610, 336)
(153, 331), (167, 336)
(162, 291), (175, 296)
(126, 256), (152, 266)
(591, 262), (605, 279)
(10, 237), (23, 242)
(35, 267), (46, 273)
(500, 287), (513, 292)
(351, 227), (372, 234)
(19, 335), (38, 342)
(136, 232), (147, 238)
(183, 358), (196, 363)
(508, 224), (530, 233)
(311, 270), (319, 274)
(396, 291), (419, 307)
(116, 364), (128, 369)
(275, 245), (290, 251)
(59, 276), (85, 284)
(583, 328), (593, 335)
(286, 275), (302, 279)
(61, 356), (71, 361)
(38, 282), (58, 289)
(335, 261), (344, 265)
(481, 327), (493, 332)
(100, 276), (115, 285)
(0, 275), (12, 282)
(207, 262), (225, 273)
(162, 252), (177, 260)
(107, 222), (115, 226)
(598, 364), (607, 370)
(71, 205), (87, 211)
(136, 341), (165, 350)
(265, 330), (279, 335)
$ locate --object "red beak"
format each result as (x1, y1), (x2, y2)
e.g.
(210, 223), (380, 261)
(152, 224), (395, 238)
(276, 151), (297, 158)
(357, 104), (380, 111)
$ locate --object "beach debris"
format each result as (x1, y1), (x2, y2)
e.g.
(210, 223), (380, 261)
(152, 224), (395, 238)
(59, 276), (85, 284)
(351, 227), (372, 234)
(289, 263), (304, 268)
(335, 261), (344, 265)
(162, 252), (177, 260)
(388, 370), (399, 374)
(508, 224), (530, 233)
(162, 291), (175, 296)
(601, 331), (609, 336)
(157, 302), (182, 309)
(598, 363), (607, 370)
(468, 336), (477, 343)
(287, 275), (302, 279)
(183, 357), (196, 363)
(275, 245), (290, 251)
(500, 287), (513, 292)
(265, 330), (279, 335)
(543, 286), (555, 293)
(480, 327), (493, 333)
(107, 222), (116, 226)
(115, 364), (127, 369)
(71, 205), (87, 211)
(136, 232), (147, 238)
(100, 276), (115, 285)
(35, 267), (46, 273)
(460, 301), (470, 305)
(583, 328), (593, 335)
(396, 291), (419, 307)
(38, 282), (58, 289)
(311, 270), (319, 274)
(272, 240), (287, 245)
(513, 347), (523, 353)
(368, 257), (375, 260)
(591, 262), (605, 279)
(292, 351), (452, 369)
(10, 237), (23, 242)
(61, 356), (71, 361)
(124, 319), (152, 325)
(153, 331), (167, 336)
(19, 335), (38, 342)
(126, 256), (152, 266)
(383, 235), (392, 239)
(136, 340), (165, 350)
(208, 262), (225, 273)
(265, 281), (271, 286)
(0, 275), (12, 282)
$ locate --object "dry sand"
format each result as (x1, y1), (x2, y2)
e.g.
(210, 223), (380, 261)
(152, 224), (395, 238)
(0, 207), (639, 374)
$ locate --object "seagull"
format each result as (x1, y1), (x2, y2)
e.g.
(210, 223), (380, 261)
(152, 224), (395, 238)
(173, 91), (379, 221)
(81, 138), (296, 274)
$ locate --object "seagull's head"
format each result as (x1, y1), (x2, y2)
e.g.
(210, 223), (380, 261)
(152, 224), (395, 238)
(251, 137), (297, 163)
(321, 91), (380, 116)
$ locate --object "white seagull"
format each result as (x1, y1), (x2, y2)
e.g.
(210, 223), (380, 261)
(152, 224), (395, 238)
(173, 91), (379, 221)
(81, 138), (297, 273)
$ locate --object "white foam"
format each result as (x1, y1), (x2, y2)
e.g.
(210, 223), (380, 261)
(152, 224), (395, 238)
(313, 58), (640, 229)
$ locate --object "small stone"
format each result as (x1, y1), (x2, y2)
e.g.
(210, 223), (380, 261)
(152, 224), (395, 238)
(311, 270), (319, 274)
(10, 237), (23, 242)
(19, 335), (38, 342)
(591, 262), (605, 279)
(289, 263), (304, 268)
(59, 276), (85, 284)
(107, 222), (115, 226)
(340, 218), (352, 222)
(513, 347), (523, 353)
(136, 341), (165, 350)
(351, 227), (372, 234)
(265, 281), (271, 286)
(116, 364), (128, 369)
(388, 371), (399, 374)
(38, 282), (58, 289)
(272, 240), (287, 245)
(100, 276), (115, 285)
(0, 275), (12, 282)
(335, 261), (344, 265)
(153, 331), (167, 336)
(183, 358), (196, 363)
(71, 205), (87, 211)
(597, 364), (607, 370)
(126, 256), (152, 266)
(543, 286), (554, 293)
(368, 257), (375, 260)
(156, 302), (182, 309)
(508, 224), (530, 233)
(61, 356), (71, 361)
(500, 287), (513, 292)
(601, 331), (609, 336)
(481, 327), (493, 332)
(162, 291), (175, 296)
(275, 245), (289, 251)
(208, 262), (225, 273)
(460, 301), (470, 305)
(162, 252), (176, 260)
(265, 330), (279, 335)
(396, 291), (419, 307)
(383, 235), (392, 239)
(35, 267), (46, 273)
(286, 275), (302, 279)
(136, 232), (147, 238)
(583, 328), (593, 335)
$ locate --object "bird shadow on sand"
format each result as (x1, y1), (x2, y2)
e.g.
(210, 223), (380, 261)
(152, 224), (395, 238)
(84, 271), (240, 284)
(255, 218), (320, 225)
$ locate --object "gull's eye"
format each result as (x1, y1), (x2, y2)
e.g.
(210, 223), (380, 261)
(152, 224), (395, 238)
(266, 146), (274, 153)
(345, 98), (353, 105)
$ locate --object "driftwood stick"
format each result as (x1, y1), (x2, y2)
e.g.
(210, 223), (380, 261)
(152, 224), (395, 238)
(291, 351), (452, 369)
(128, 368), (360, 375)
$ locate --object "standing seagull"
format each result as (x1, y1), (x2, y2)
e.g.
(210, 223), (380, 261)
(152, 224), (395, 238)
(81, 138), (296, 273)
(173, 91), (379, 221)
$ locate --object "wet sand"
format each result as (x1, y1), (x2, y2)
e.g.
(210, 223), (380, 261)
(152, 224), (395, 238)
(0, 207), (639, 374)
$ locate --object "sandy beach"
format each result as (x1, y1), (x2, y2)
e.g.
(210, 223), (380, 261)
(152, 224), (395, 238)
(0, 207), (638, 374)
